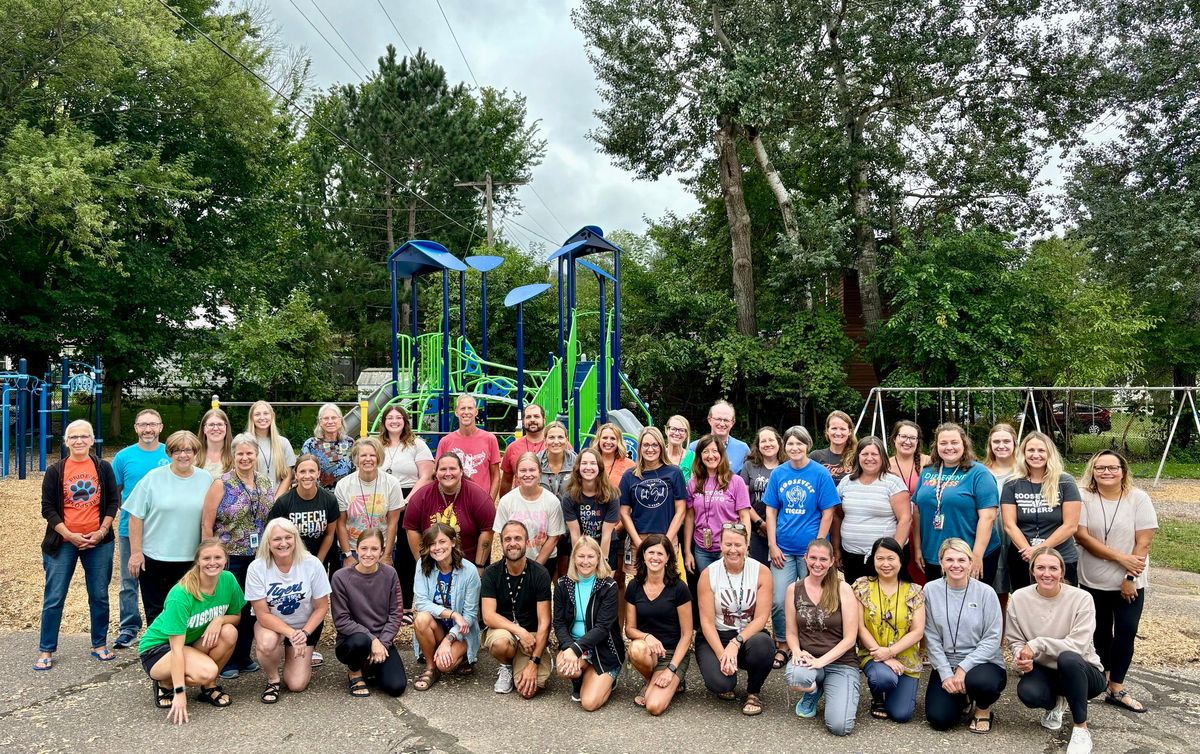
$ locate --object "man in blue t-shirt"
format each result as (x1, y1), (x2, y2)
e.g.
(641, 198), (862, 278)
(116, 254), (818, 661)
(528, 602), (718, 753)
(688, 400), (750, 473)
(110, 409), (170, 648)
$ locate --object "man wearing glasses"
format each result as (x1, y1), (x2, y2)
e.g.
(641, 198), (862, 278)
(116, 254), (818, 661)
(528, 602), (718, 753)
(689, 400), (751, 474)
(110, 410), (170, 648)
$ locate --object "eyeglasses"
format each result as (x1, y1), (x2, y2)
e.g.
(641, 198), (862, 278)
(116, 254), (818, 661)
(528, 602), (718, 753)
(171, 448), (196, 456)
(710, 417), (733, 425)
(897, 434), (919, 442)
(134, 422), (162, 428)
(1093, 465), (1123, 473)
(66, 435), (92, 442)
(203, 422), (225, 429)
(666, 426), (687, 434)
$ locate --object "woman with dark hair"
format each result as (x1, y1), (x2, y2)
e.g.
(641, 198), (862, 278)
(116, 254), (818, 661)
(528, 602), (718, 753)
(834, 437), (911, 584)
(740, 426), (784, 565)
(1001, 431), (1082, 588)
(619, 427), (687, 575)
(377, 404), (434, 496)
(301, 403), (354, 490)
(198, 408), (233, 477)
(330, 527), (407, 697)
(889, 420), (929, 585)
(554, 536), (624, 710)
(561, 448), (620, 568)
(684, 433), (751, 576)
(411, 523), (481, 690)
(269, 455), (340, 568)
(810, 411), (858, 483)
(625, 534), (692, 715)
(785, 539), (861, 736)
(912, 423), (1000, 583)
(852, 537), (925, 723)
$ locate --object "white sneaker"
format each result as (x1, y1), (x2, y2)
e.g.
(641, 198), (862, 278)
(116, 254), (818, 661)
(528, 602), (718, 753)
(1066, 726), (1093, 754)
(310, 651), (323, 668)
(494, 664), (514, 694)
(1042, 696), (1067, 731)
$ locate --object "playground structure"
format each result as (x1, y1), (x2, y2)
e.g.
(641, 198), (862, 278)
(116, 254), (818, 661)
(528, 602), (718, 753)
(1, 357), (104, 479)
(342, 226), (652, 454)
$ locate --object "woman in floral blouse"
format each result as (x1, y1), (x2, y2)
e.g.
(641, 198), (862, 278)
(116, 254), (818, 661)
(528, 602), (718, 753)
(301, 403), (355, 490)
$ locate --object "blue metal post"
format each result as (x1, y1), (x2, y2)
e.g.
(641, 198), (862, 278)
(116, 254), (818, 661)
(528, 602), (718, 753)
(390, 260), (400, 397)
(93, 357), (103, 456)
(557, 258), (566, 402)
(16, 359), (27, 480)
(1, 385), (9, 478)
(410, 275), (419, 394)
(479, 271), (489, 428)
(39, 383), (47, 469)
(440, 270), (451, 433)
(597, 277), (608, 425)
(459, 269), (467, 343)
(61, 357), (69, 459)
(515, 303), (526, 418)
(611, 249), (622, 406)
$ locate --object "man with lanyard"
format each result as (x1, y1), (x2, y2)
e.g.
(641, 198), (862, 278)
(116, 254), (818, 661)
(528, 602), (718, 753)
(481, 520), (553, 698)
(689, 400), (751, 474)
(404, 453), (496, 572)
(110, 410), (171, 649)
(500, 404), (547, 494)
(437, 394), (502, 503)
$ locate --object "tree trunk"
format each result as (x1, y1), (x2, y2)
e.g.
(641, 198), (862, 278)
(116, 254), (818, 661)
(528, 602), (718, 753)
(108, 377), (123, 440)
(747, 126), (810, 309)
(715, 117), (757, 337)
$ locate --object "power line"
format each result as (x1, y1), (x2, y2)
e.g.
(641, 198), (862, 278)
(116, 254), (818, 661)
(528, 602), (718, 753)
(374, 0), (415, 57)
(434, 0), (479, 88)
(286, 0), (364, 78)
(528, 184), (570, 236)
(304, 0), (371, 77)
(503, 214), (558, 245)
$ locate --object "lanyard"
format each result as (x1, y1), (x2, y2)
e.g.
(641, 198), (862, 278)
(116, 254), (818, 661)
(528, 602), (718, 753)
(944, 581), (970, 655)
(505, 569), (526, 622)
(934, 466), (962, 516)
(724, 563), (748, 619)
(1099, 492), (1124, 543)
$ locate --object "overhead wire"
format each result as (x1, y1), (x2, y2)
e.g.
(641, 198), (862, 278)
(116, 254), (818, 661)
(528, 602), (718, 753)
(433, 0), (479, 88)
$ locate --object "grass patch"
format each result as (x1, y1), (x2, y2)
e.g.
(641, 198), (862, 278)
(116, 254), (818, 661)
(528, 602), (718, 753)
(1064, 461), (1200, 479)
(1152, 520), (1200, 574)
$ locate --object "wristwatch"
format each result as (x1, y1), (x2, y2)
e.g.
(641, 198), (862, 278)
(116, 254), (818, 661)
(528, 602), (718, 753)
(530, 655), (542, 665)
(733, 634), (745, 645)
(1124, 574), (1135, 582)
(173, 685), (186, 695)
(341, 551), (354, 561)
(667, 662), (678, 675)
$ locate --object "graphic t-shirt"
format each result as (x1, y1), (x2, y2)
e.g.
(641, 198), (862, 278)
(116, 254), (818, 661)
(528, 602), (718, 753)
(380, 438), (434, 487)
(494, 487), (566, 560)
(1001, 476), (1082, 562)
(912, 463), (1000, 563)
(810, 448), (853, 483)
(688, 436), (750, 474)
(437, 430), (501, 493)
(245, 554), (332, 630)
(739, 460), (777, 544)
(138, 570), (245, 652)
(561, 491), (620, 544)
(403, 482), (496, 564)
(620, 465), (688, 537)
(686, 475), (751, 553)
(269, 487), (341, 555)
(300, 436), (355, 489)
(112, 443), (170, 536)
(124, 465), (213, 561)
(334, 472), (405, 549)
(62, 457), (102, 534)
(481, 559), (552, 634)
(625, 579), (692, 650)
(706, 557), (761, 632)
(762, 461), (840, 554)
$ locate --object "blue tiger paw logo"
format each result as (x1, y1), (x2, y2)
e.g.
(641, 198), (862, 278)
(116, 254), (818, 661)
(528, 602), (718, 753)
(69, 480), (97, 502)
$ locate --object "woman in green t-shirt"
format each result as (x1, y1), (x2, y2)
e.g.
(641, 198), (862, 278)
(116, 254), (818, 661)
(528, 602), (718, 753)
(138, 539), (245, 724)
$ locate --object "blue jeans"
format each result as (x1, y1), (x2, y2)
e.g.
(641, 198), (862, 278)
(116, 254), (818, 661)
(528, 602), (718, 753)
(785, 662), (862, 736)
(40, 539), (114, 653)
(117, 535), (142, 635)
(770, 554), (807, 640)
(863, 660), (919, 722)
(694, 547), (721, 573)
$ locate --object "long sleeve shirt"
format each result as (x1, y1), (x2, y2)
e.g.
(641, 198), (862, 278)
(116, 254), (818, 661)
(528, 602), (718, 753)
(923, 577), (1004, 679)
(330, 564), (404, 646)
(1005, 584), (1102, 670)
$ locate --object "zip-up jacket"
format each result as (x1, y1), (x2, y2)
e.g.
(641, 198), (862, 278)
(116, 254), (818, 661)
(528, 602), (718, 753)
(552, 575), (625, 674)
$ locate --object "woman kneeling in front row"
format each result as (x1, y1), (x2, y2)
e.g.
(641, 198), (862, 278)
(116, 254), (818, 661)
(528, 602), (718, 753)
(411, 523), (481, 690)
(554, 536), (624, 710)
(330, 527), (407, 697)
(626, 534), (692, 716)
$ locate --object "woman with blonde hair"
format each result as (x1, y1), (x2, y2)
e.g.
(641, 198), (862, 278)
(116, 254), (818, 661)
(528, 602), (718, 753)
(591, 422), (635, 488)
(494, 451), (566, 566)
(618, 426), (687, 574)
(198, 408), (233, 476)
(301, 403), (354, 490)
(246, 400), (296, 495)
(811, 410), (858, 483)
(554, 536), (624, 709)
(664, 414), (695, 480)
(1001, 431), (1081, 588)
(245, 518), (330, 701)
(335, 437), (405, 569)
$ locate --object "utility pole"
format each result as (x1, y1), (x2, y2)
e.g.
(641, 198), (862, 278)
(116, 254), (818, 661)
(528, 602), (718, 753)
(456, 170), (527, 249)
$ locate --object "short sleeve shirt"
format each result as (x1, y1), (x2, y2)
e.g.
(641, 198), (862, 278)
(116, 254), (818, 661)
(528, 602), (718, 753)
(403, 482), (496, 564)
(494, 487), (566, 560)
(561, 492), (620, 543)
(213, 472), (275, 556)
(334, 472), (406, 549)
(810, 448), (852, 483)
(1078, 488), (1158, 589)
(625, 579), (691, 650)
(123, 465), (213, 561)
(762, 461), (840, 554)
(837, 474), (908, 555)
(111, 444), (170, 536)
(852, 577), (925, 676)
(437, 430), (501, 493)
(619, 465), (688, 536)
(300, 436), (355, 489)
(912, 463), (999, 564)
(686, 475), (751, 553)
(481, 559), (551, 634)
(380, 438), (434, 487)
(268, 488), (340, 554)
(138, 570), (245, 652)
(62, 457), (102, 535)
(245, 554), (332, 630)
(1001, 476), (1082, 562)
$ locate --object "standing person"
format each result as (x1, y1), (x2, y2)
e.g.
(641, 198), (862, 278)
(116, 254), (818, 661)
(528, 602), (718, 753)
(688, 400), (750, 473)
(1075, 450), (1157, 714)
(889, 420), (930, 584)
(436, 393), (501, 502)
(404, 453), (496, 569)
(784, 539), (861, 736)
(330, 528), (407, 697)
(111, 409), (170, 649)
(684, 434), (751, 578)
(695, 523), (774, 716)
(494, 452), (566, 566)
(197, 408), (233, 477)
(911, 423), (1000, 583)
(664, 414), (695, 481)
(834, 437), (911, 584)
(984, 423), (1019, 608)
(852, 538), (925, 724)
(592, 422), (635, 488)
(554, 536), (624, 710)
(202, 433), (275, 679)
(619, 427), (688, 575)
(138, 539), (243, 721)
(335, 438), (405, 574)
(268, 455), (340, 568)
(377, 404), (434, 497)
(1002, 431), (1082, 588)
(810, 410), (857, 483)
(625, 534), (692, 715)
(763, 425), (839, 669)
(246, 401), (296, 496)
(501, 403), (547, 493)
(536, 421), (576, 500)
(245, 518), (330, 701)
(740, 426), (784, 565)
(923, 538), (1006, 734)
(300, 403), (354, 490)
(482, 521), (554, 699)
(411, 524), (482, 690)
(126, 431), (213, 624)
(36, 420), (120, 671)
(1007, 547), (1107, 754)
(561, 448), (621, 568)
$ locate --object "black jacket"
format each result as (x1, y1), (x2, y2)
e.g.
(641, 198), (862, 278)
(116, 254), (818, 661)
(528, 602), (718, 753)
(41, 454), (120, 555)
(552, 576), (625, 674)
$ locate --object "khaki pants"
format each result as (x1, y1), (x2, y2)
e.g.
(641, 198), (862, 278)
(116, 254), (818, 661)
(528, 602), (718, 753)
(483, 628), (551, 687)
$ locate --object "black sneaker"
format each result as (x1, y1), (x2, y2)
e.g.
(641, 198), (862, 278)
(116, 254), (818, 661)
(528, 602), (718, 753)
(112, 632), (137, 649)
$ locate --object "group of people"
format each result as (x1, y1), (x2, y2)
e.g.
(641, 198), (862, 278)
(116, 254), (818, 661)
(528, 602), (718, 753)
(37, 397), (1158, 752)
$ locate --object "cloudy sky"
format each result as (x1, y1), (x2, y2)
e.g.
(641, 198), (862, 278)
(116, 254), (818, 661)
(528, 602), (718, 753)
(266, 0), (699, 251)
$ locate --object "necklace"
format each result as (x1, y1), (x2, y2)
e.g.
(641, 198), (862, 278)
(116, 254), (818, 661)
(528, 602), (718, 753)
(383, 444), (403, 474)
(944, 581), (970, 654)
(357, 474), (380, 523)
(875, 578), (901, 638)
(724, 562), (748, 620)
(1099, 490), (1125, 544)
(438, 485), (461, 516)
(504, 567), (526, 622)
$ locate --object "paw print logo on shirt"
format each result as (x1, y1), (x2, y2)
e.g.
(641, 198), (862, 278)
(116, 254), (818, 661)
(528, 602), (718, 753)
(69, 480), (97, 502)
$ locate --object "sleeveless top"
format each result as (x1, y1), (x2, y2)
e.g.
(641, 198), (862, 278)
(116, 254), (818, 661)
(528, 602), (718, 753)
(794, 579), (857, 667)
(706, 557), (762, 633)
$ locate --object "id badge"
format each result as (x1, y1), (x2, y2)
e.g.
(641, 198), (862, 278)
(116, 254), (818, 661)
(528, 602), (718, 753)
(1030, 537), (1046, 547)
(249, 533), (260, 549)
(932, 513), (945, 531)
(624, 536), (634, 566)
(702, 527), (713, 550)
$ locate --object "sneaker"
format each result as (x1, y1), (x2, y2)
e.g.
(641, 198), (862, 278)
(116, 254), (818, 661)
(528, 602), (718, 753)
(310, 651), (324, 668)
(1042, 696), (1067, 731)
(219, 667), (240, 680)
(1067, 726), (1093, 754)
(112, 632), (137, 650)
(794, 687), (823, 718)
(494, 664), (514, 694)
(571, 678), (583, 703)
(240, 660), (260, 674)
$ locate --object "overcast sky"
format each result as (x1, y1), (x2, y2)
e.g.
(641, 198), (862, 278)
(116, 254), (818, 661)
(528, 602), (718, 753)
(266, 0), (699, 252)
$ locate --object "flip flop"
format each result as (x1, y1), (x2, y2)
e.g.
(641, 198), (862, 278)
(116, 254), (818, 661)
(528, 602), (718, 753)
(90, 648), (115, 662)
(33, 656), (53, 671)
(1104, 689), (1148, 713)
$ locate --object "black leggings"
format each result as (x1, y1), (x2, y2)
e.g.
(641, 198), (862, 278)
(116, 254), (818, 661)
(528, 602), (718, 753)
(335, 633), (407, 696)
(925, 664), (1008, 731)
(1084, 585), (1143, 685)
(139, 557), (192, 624)
(840, 545), (873, 585)
(1017, 653), (1106, 724)
(695, 629), (774, 695)
(923, 548), (1000, 585)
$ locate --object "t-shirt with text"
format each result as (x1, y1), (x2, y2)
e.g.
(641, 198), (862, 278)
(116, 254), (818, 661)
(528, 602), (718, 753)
(620, 465), (688, 537)
(810, 447), (852, 483)
(686, 474), (751, 553)
(912, 463), (999, 564)
(245, 554), (332, 630)
(762, 461), (839, 554)
(403, 481), (496, 564)
(1001, 476), (1082, 562)
(269, 487), (341, 556)
(62, 457), (102, 535)
(561, 491), (620, 545)
(494, 487), (566, 560)
(334, 472), (405, 549)
(138, 570), (245, 652)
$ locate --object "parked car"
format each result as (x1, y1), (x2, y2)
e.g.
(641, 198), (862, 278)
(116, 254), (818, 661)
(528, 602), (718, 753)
(1017, 403), (1112, 435)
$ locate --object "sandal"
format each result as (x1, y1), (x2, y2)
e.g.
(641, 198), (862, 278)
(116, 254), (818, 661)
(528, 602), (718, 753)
(634, 684), (648, 708)
(260, 681), (281, 704)
(90, 648), (115, 662)
(454, 661), (475, 676)
(1104, 689), (1148, 713)
(33, 656), (53, 671)
(413, 669), (440, 691)
(716, 690), (737, 701)
(152, 680), (173, 709)
(870, 698), (889, 719)
(347, 675), (370, 698)
(196, 685), (231, 708)
(742, 693), (764, 716)
(772, 648), (790, 669)
(400, 610), (415, 627)
(969, 711), (994, 734)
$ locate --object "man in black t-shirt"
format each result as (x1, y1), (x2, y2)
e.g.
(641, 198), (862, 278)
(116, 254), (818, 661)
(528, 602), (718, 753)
(481, 520), (552, 698)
